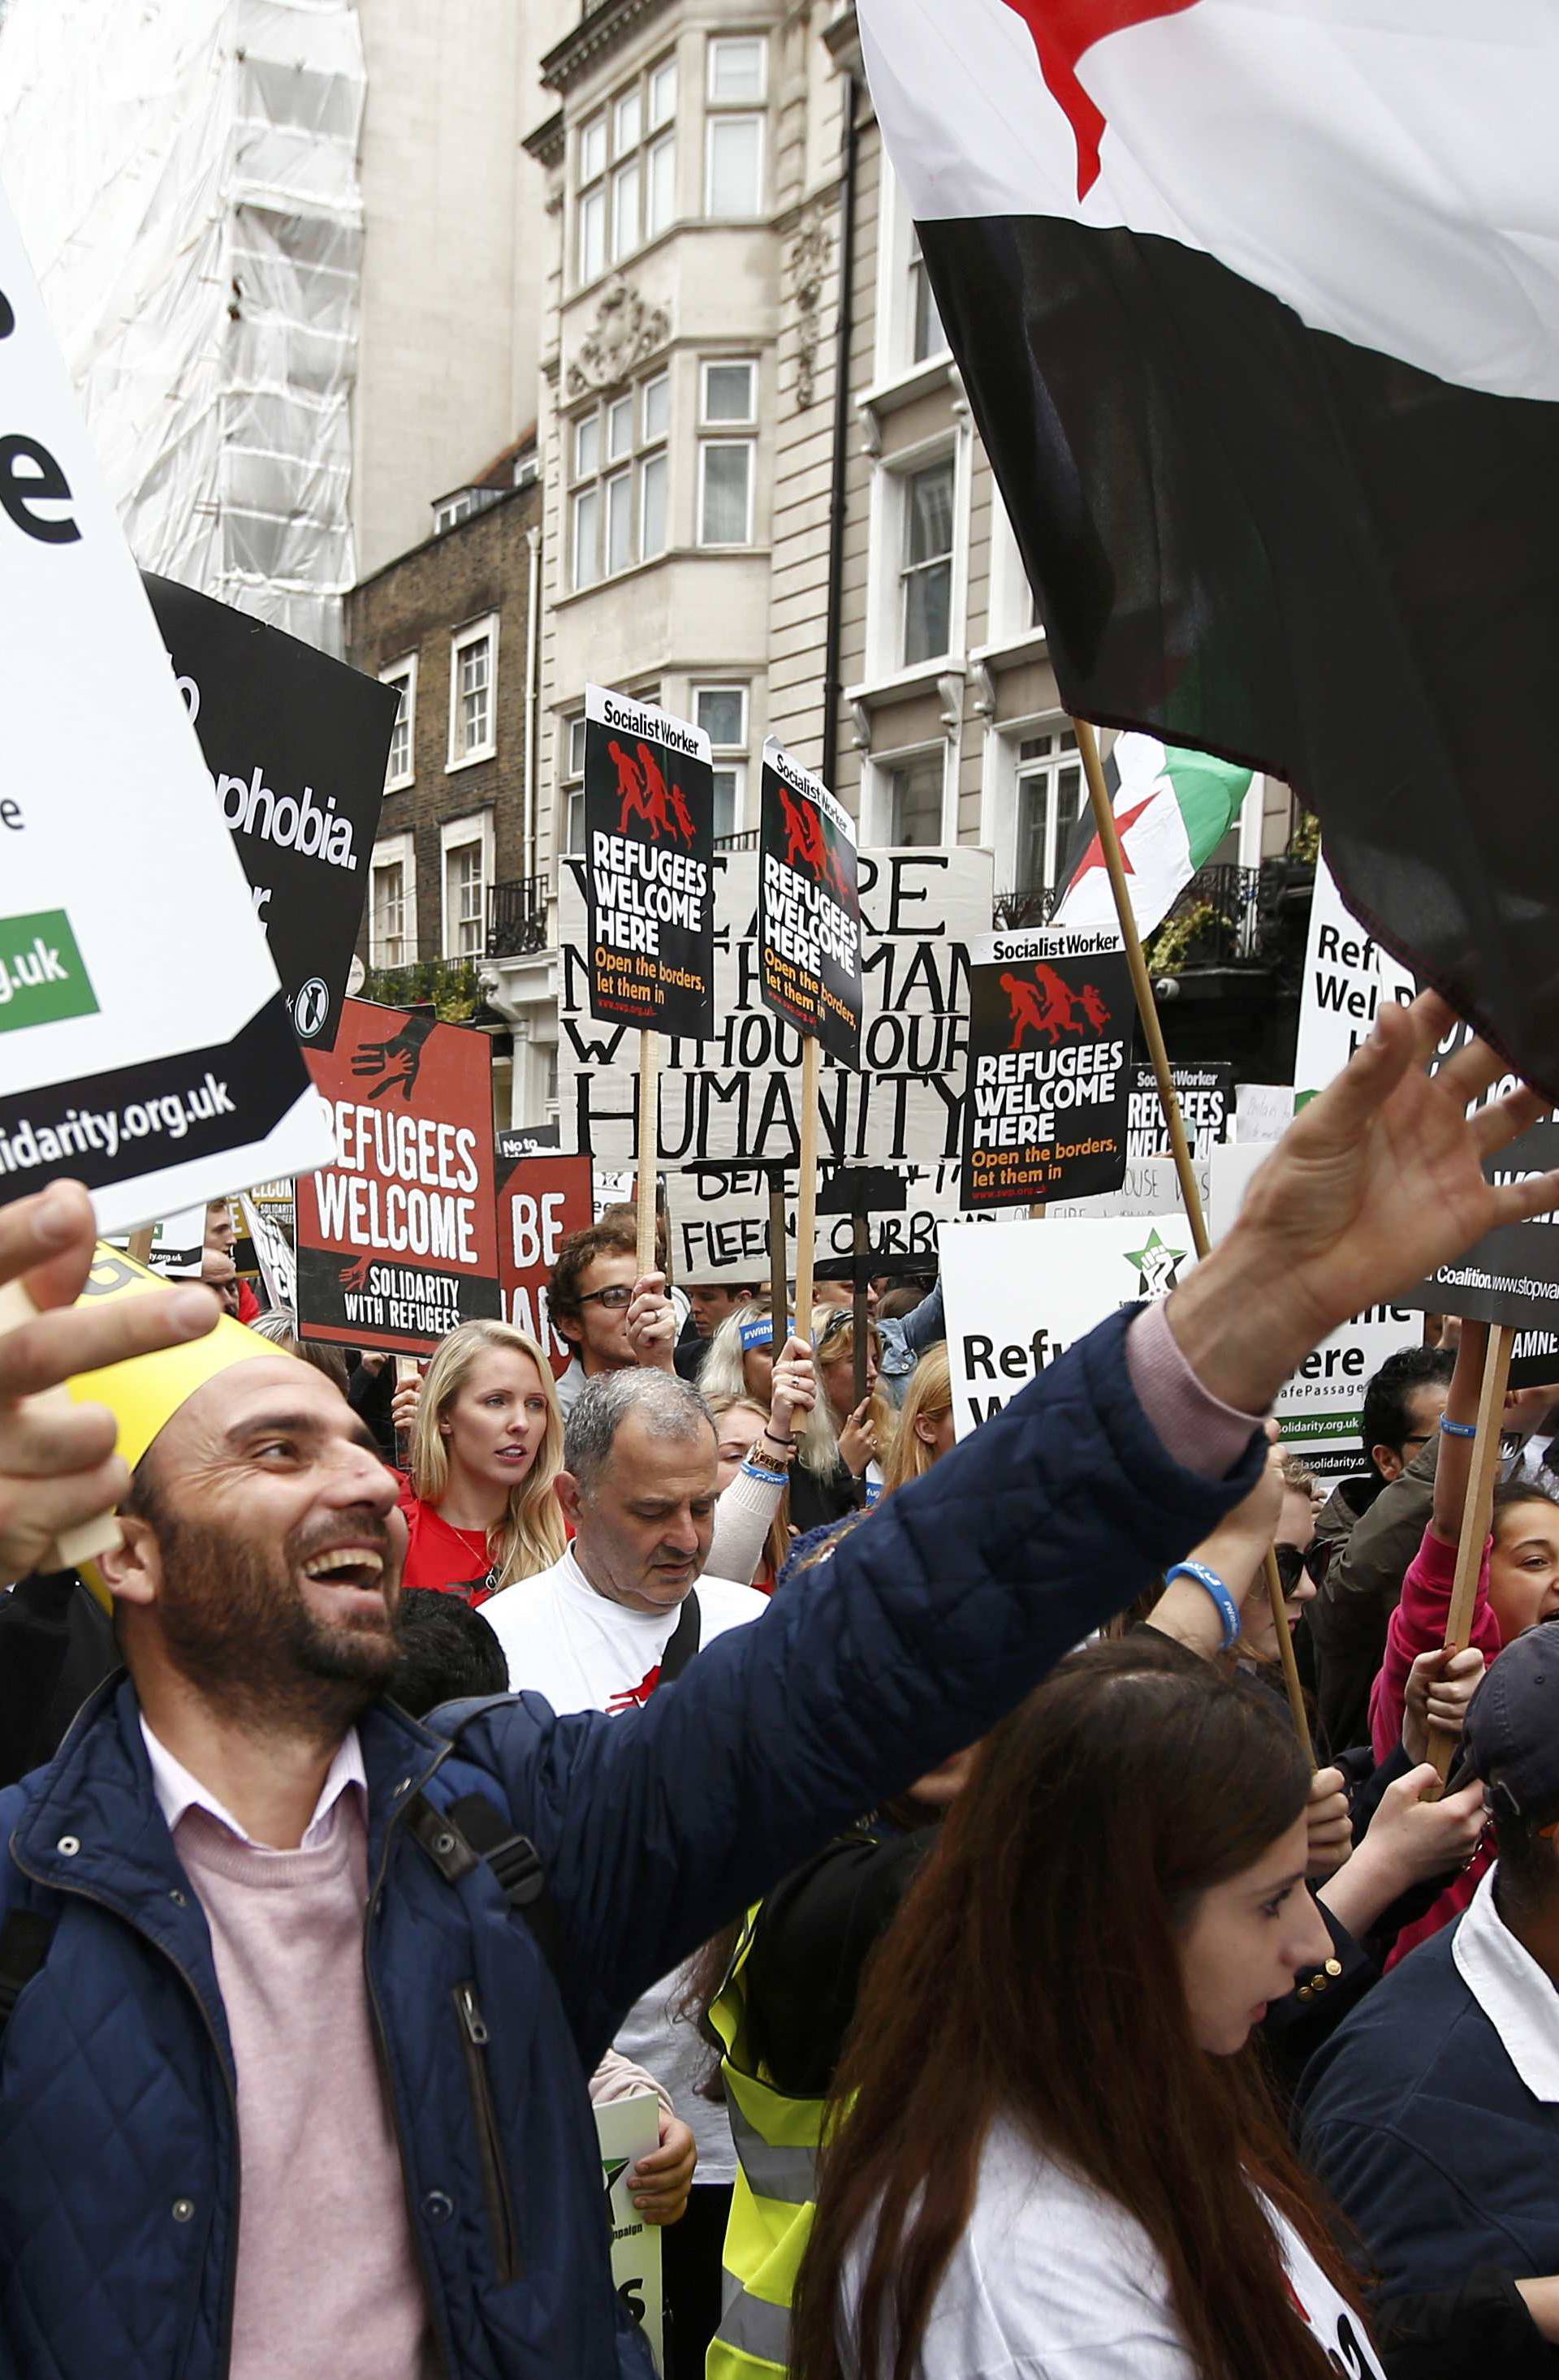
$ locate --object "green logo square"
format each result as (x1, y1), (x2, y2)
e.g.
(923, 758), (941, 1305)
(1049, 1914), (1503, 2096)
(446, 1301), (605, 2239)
(0, 910), (100, 1033)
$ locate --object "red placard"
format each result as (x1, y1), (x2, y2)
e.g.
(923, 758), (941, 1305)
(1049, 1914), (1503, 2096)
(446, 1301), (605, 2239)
(296, 998), (502, 1353)
(496, 1147), (594, 1375)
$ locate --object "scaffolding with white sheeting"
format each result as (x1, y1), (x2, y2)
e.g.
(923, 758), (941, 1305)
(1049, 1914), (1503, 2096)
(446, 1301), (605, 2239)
(0, 0), (367, 654)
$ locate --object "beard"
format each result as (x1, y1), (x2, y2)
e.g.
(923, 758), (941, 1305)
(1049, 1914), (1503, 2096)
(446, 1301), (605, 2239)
(149, 1502), (399, 1732)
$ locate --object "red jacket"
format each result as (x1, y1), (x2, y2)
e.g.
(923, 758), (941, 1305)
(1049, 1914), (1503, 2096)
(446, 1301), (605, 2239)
(395, 1477), (495, 1604)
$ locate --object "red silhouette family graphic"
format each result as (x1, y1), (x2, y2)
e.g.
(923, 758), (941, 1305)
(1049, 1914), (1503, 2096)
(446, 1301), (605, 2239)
(777, 780), (853, 905)
(608, 739), (697, 844)
(1000, 965), (1112, 1050)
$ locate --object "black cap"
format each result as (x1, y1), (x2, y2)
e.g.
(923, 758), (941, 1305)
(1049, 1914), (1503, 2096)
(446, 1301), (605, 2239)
(1463, 1623), (1559, 1821)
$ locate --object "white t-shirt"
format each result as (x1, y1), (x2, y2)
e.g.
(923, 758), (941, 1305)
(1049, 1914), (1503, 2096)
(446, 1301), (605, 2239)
(482, 1546), (767, 1713)
(841, 2115), (1384, 2379)
(482, 1544), (770, 2185)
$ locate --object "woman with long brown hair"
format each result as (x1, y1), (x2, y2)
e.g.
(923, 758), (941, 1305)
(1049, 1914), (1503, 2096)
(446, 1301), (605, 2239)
(792, 1636), (1387, 2380)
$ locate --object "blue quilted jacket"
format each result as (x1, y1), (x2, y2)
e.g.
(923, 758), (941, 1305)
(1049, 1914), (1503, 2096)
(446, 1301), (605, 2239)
(0, 1311), (1260, 2379)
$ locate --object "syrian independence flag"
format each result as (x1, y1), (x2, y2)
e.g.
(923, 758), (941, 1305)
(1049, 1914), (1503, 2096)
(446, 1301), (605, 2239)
(1052, 733), (1249, 934)
(858, 0), (1559, 1093)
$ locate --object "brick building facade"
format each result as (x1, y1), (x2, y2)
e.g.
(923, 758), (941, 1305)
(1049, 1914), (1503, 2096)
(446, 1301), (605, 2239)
(343, 444), (546, 1119)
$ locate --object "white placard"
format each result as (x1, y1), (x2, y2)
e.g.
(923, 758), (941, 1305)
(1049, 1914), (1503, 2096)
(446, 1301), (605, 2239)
(1208, 1143), (1422, 1476)
(594, 2093), (664, 2374)
(940, 1213), (1198, 1437)
(559, 847), (992, 1167)
(1042, 1152), (1208, 1222)
(1236, 1082), (1294, 1144)
(241, 1192), (296, 1316)
(1295, 856), (1415, 1104)
(0, 188), (331, 1228)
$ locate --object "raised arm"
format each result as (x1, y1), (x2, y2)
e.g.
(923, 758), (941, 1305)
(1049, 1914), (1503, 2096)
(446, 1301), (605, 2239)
(1430, 1320), (1487, 1546)
(462, 994), (1559, 2054)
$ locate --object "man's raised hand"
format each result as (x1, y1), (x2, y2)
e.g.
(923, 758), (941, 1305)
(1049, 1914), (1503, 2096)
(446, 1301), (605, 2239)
(1168, 993), (1559, 1416)
(0, 1182), (218, 1585)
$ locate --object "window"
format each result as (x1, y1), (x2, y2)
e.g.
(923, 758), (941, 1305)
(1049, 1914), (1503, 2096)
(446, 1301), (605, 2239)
(369, 831), (417, 968)
(576, 57), (676, 283)
(447, 617), (498, 769)
(706, 114), (763, 216)
(1013, 727), (1083, 895)
(884, 752), (944, 847)
(568, 369), (672, 590)
(908, 228), (944, 365)
(707, 35), (766, 101)
(440, 814), (494, 959)
(900, 459), (955, 666)
(697, 360), (756, 547)
(694, 684), (748, 839)
(379, 656), (416, 791)
(560, 713), (587, 853)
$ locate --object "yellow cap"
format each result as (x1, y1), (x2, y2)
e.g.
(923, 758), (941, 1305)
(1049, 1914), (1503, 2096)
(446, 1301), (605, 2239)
(67, 1244), (288, 1604)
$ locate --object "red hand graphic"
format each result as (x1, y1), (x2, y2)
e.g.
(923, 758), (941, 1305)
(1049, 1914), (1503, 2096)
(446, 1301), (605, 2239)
(1000, 0), (1200, 198)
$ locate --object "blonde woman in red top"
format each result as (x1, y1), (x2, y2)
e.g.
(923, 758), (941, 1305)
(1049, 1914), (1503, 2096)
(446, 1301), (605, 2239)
(395, 1318), (567, 1602)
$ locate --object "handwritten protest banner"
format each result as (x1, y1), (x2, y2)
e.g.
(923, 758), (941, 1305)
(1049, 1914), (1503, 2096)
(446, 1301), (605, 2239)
(558, 847), (992, 1167)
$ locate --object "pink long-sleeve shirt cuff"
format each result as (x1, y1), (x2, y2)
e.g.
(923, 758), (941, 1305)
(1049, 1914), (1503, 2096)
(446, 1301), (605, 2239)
(1125, 1299), (1267, 1480)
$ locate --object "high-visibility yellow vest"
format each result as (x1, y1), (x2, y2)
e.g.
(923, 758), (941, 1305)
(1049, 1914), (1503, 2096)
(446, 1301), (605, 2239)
(705, 1907), (823, 2379)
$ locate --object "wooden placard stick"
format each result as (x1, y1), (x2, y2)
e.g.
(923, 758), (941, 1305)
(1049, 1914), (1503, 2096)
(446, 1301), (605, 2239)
(1073, 716), (1313, 1761)
(1431, 1321), (1514, 1786)
(792, 1036), (820, 1335)
(767, 1166), (789, 1348)
(636, 1030), (659, 1280)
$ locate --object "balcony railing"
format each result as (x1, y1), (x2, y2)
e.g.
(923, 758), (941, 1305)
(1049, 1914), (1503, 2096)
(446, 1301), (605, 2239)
(991, 856), (1315, 981)
(486, 875), (550, 959)
(714, 828), (760, 852)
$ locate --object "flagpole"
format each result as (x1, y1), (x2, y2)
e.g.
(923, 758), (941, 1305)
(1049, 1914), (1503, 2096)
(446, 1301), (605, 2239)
(1430, 1322), (1514, 1788)
(1073, 716), (1313, 1760)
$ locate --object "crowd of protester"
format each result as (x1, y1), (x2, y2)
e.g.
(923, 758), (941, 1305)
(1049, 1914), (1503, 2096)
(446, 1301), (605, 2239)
(7, 996), (1559, 2377)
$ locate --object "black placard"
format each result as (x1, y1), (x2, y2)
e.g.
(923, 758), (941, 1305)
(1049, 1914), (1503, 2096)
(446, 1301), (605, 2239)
(757, 739), (862, 1067)
(1127, 1063), (1232, 1160)
(583, 683), (715, 1039)
(1399, 1019), (1559, 1330)
(145, 573), (396, 1053)
(961, 927), (1133, 1209)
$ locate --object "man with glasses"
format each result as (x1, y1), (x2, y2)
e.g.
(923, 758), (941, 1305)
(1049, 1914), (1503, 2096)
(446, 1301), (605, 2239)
(547, 1218), (679, 1416)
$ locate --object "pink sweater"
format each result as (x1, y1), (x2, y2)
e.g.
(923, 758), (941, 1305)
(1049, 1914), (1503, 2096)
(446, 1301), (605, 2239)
(1368, 1524), (1501, 1961)
(175, 1800), (439, 2380)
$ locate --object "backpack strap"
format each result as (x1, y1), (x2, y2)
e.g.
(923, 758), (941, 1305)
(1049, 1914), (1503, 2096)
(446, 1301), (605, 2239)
(656, 1589), (702, 1687)
(407, 1699), (565, 1984)
(0, 1909), (55, 2042)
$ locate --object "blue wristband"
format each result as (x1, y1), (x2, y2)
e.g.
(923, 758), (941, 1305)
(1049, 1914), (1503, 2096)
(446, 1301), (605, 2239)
(1164, 1560), (1242, 1650)
(1439, 1415), (1479, 1439)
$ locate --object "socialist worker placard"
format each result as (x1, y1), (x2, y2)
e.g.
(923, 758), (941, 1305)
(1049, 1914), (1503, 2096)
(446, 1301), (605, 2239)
(756, 737), (862, 1068)
(960, 927), (1133, 1209)
(296, 998), (502, 1353)
(583, 685), (715, 1041)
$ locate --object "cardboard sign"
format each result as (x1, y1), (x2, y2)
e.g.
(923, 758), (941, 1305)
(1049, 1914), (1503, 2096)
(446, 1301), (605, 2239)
(665, 1158), (979, 1287)
(296, 998), (501, 1352)
(594, 2094), (664, 2374)
(497, 1123), (561, 1158)
(584, 684), (715, 1039)
(1295, 855), (1415, 1103)
(144, 574), (396, 1053)
(961, 927), (1132, 1208)
(0, 189), (331, 1229)
(1127, 1063), (1231, 1161)
(1043, 1152), (1209, 1222)
(757, 739), (862, 1067)
(559, 847), (992, 1167)
(940, 1213), (1197, 1436)
(1209, 1145), (1421, 1475)
(1236, 1082), (1294, 1145)
(495, 1149), (594, 1371)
